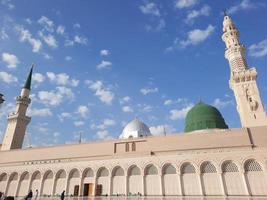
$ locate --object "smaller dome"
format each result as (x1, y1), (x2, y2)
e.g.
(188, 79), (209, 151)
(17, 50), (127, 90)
(185, 101), (228, 133)
(120, 118), (151, 139)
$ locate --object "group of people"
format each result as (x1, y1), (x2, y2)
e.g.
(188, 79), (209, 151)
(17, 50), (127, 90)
(0, 190), (65, 200)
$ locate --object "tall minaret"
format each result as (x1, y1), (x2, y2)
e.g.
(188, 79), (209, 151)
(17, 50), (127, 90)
(222, 14), (267, 127)
(1, 66), (33, 151)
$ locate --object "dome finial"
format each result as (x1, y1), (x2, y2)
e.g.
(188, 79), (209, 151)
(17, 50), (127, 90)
(223, 9), (228, 17)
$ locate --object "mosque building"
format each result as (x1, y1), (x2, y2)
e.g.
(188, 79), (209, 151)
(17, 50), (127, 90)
(0, 14), (267, 197)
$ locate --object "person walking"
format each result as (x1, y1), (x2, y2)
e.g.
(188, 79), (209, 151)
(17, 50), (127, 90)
(25, 190), (33, 200)
(60, 190), (65, 200)
(34, 189), (39, 200)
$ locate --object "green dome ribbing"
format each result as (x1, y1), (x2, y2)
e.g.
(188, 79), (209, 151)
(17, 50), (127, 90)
(185, 101), (228, 132)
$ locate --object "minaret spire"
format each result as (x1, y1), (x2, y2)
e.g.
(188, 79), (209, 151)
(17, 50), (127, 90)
(23, 64), (33, 90)
(1, 65), (33, 151)
(222, 15), (267, 127)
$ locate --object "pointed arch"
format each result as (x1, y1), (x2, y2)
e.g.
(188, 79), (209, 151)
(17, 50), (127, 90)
(0, 173), (8, 194)
(200, 161), (221, 195)
(222, 160), (246, 195)
(6, 172), (19, 196)
(144, 164), (160, 195)
(162, 163), (179, 195)
(180, 162), (200, 195)
(67, 168), (80, 196)
(96, 167), (109, 196)
(29, 171), (41, 194)
(244, 159), (267, 195)
(53, 169), (67, 196)
(17, 171), (30, 197)
(41, 170), (53, 196)
(127, 165), (142, 195)
(111, 166), (125, 195)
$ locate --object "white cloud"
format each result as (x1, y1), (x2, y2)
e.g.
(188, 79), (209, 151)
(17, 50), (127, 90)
(28, 108), (52, 117)
(228, 0), (256, 14)
(150, 125), (175, 136)
(74, 121), (84, 127)
(38, 31), (58, 48)
(56, 25), (65, 35)
(212, 98), (233, 109)
(65, 35), (88, 46)
(25, 18), (32, 24)
(58, 112), (71, 122)
(96, 130), (110, 140)
(85, 80), (114, 105)
(74, 35), (87, 45)
(180, 25), (215, 47)
(170, 104), (193, 120)
(249, 38), (267, 57)
(32, 73), (45, 84)
(164, 98), (188, 106)
(140, 87), (158, 95)
(77, 105), (89, 118)
(16, 26), (42, 53)
(100, 49), (110, 56)
(65, 56), (72, 61)
(1, 0), (14, 10)
(46, 72), (79, 87)
(0, 71), (18, 83)
(122, 106), (133, 113)
(73, 23), (81, 29)
(37, 86), (74, 106)
(43, 53), (52, 60)
(185, 5), (211, 24)
(91, 119), (116, 130)
(38, 16), (54, 32)
(140, 2), (160, 16)
(175, 0), (198, 9)
(0, 29), (9, 40)
(120, 96), (131, 104)
(97, 60), (112, 70)
(2, 53), (20, 69)
(164, 99), (173, 106)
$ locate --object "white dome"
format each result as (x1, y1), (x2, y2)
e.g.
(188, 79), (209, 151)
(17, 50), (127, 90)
(120, 118), (151, 139)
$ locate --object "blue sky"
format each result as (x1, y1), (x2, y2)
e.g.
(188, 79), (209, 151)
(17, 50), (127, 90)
(0, 0), (267, 147)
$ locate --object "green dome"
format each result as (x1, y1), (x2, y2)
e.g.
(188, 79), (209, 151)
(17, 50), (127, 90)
(185, 101), (228, 133)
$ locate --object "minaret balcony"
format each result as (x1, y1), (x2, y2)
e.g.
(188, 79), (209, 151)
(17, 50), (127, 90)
(231, 68), (257, 83)
(16, 96), (31, 104)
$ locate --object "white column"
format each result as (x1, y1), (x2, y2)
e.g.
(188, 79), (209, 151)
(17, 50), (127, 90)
(108, 176), (112, 196)
(92, 176), (97, 196)
(141, 174), (145, 196)
(198, 173), (204, 196)
(159, 174), (163, 196)
(27, 174), (33, 193)
(15, 174), (21, 197)
(125, 175), (128, 196)
(241, 172), (250, 196)
(179, 174), (183, 196)
(51, 176), (56, 196)
(219, 173), (226, 196)
(79, 177), (83, 196)
(39, 173), (44, 196)
(64, 177), (69, 195)
(3, 174), (9, 195)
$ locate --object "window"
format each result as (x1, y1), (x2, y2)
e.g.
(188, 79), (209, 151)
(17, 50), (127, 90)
(245, 160), (262, 172)
(132, 142), (136, 151)
(222, 161), (238, 172)
(126, 143), (129, 152)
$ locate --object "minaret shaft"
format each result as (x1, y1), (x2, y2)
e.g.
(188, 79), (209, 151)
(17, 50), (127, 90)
(222, 15), (267, 127)
(1, 67), (32, 151)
